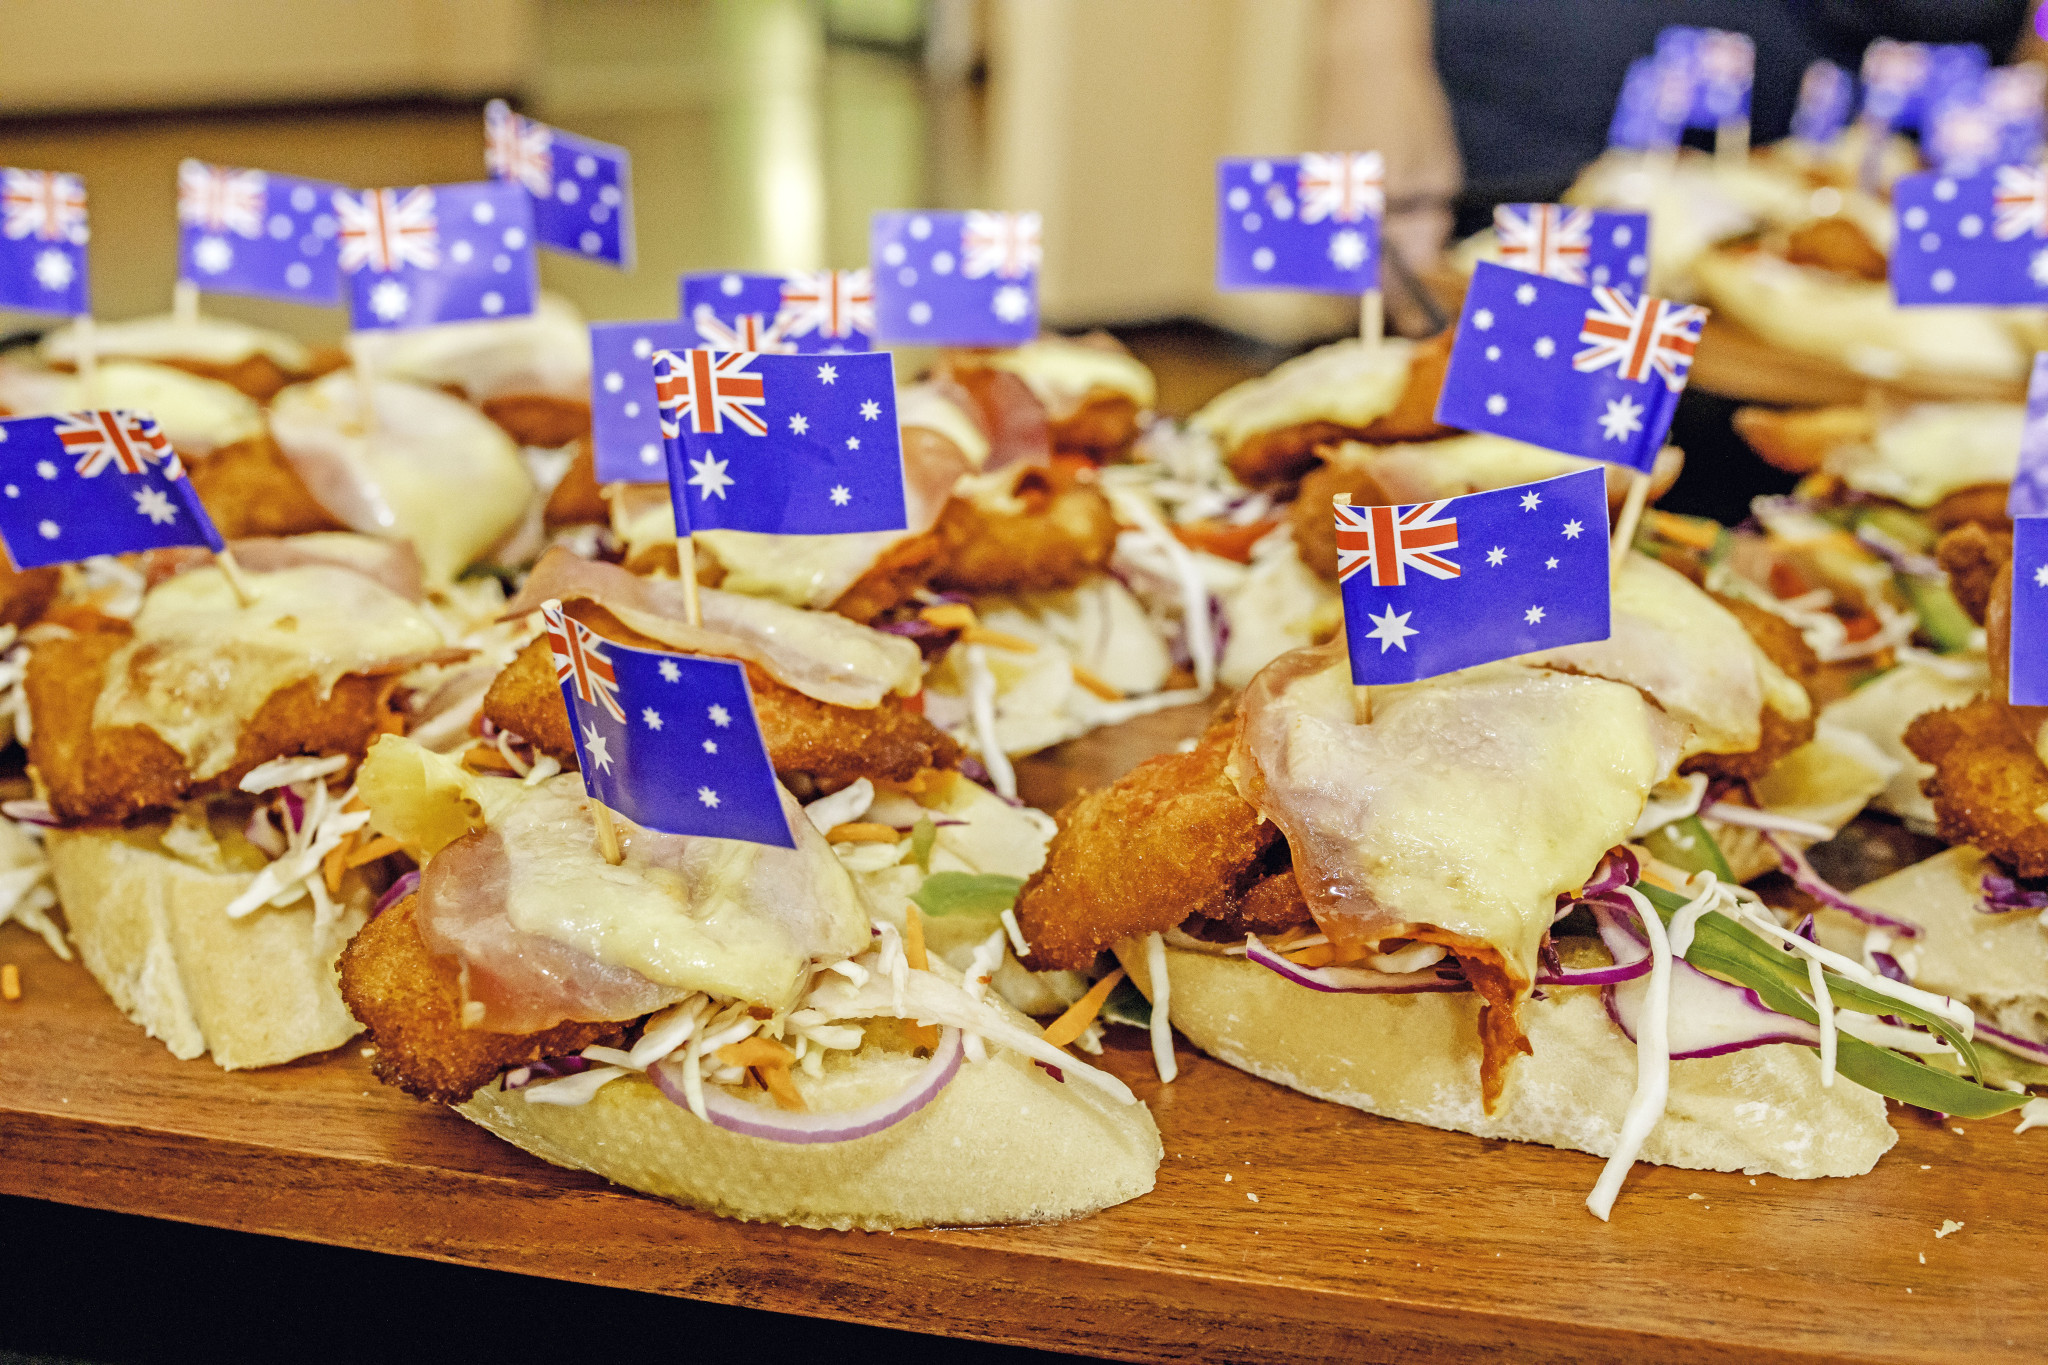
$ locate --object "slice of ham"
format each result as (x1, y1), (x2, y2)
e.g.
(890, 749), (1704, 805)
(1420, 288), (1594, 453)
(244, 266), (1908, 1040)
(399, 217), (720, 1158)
(506, 548), (923, 708)
(143, 534), (426, 601)
(931, 367), (1050, 473)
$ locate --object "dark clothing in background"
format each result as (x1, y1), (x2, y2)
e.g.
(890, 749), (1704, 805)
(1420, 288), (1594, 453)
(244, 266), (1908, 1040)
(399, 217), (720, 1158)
(1435, 0), (2034, 232)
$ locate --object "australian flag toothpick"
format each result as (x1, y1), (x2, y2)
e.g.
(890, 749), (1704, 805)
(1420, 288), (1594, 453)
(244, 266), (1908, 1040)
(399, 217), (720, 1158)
(1216, 154), (1382, 293)
(1655, 27), (1754, 129)
(484, 100), (632, 268)
(1892, 164), (2048, 306)
(870, 210), (1040, 346)
(590, 320), (696, 483)
(336, 181), (537, 331)
(0, 410), (222, 568)
(656, 348), (907, 536)
(680, 270), (875, 354)
(2007, 515), (2048, 706)
(1493, 205), (1649, 292)
(1339, 467), (1612, 685)
(177, 160), (341, 306)
(1436, 261), (1704, 471)
(0, 168), (89, 316)
(1792, 60), (1856, 144)
(1607, 58), (1689, 151)
(543, 601), (792, 847)
(2009, 353), (2048, 519)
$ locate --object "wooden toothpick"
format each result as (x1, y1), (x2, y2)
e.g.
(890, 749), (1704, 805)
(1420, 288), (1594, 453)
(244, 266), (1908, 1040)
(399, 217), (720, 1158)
(1611, 468), (1652, 570)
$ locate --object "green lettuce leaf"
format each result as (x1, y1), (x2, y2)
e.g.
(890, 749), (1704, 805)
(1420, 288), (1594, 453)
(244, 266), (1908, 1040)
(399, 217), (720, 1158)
(911, 871), (1023, 918)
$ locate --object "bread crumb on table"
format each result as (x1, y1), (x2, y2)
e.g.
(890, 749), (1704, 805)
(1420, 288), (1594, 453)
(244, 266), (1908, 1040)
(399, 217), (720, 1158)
(1, 963), (19, 1001)
(1936, 1220), (1965, 1239)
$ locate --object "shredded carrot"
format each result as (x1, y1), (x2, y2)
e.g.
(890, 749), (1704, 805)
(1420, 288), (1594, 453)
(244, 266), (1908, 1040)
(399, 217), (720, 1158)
(1284, 943), (1338, 968)
(322, 842), (348, 894)
(757, 1065), (806, 1111)
(1648, 510), (1720, 552)
(717, 1037), (807, 1111)
(345, 834), (405, 869)
(962, 626), (1037, 652)
(903, 905), (930, 972)
(1171, 517), (1280, 565)
(1, 963), (19, 1002)
(461, 746), (518, 774)
(880, 767), (956, 800)
(1069, 663), (1124, 701)
(1842, 612), (1880, 642)
(1767, 561), (1810, 601)
(1041, 968), (1125, 1048)
(920, 603), (978, 631)
(376, 706), (406, 736)
(826, 821), (902, 845)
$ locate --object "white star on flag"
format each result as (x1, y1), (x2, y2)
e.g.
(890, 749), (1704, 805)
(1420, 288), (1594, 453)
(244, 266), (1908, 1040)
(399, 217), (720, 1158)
(1327, 230), (1367, 269)
(193, 236), (233, 274)
(698, 786), (720, 808)
(583, 723), (614, 773)
(2034, 249), (2048, 287)
(1486, 395), (1507, 415)
(1562, 519), (1584, 539)
(642, 707), (663, 730)
(1533, 336), (1556, 358)
(708, 704), (731, 728)
(1545, 556), (1559, 569)
(845, 436), (859, 450)
(1473, 309), (1495, 331)
(1521, 491), (1541, 510)
(1525, 605), (1546, 624)
(860, 399), (880, 420)
(788, 414), (809, 435)
(688, 453), (733, 500)
(817, 363), (837, 384)
(830, 485), (851, 506)
(133, 487), (178, 525)
(35, 462), (55, 480)
(33, 251), (73, 292)
(659, 660), (680, 683)
(1515, 283), (1537, 305)
(2036, 563), (2048, 587)
(1364, 604), (1419, 653)
(369, 279), (410, 322)
(1599, 395), (1645, 443)
(37, 520), (58, 540)
(702, 738), (718, 754)
(992, 285), (1031, 323)
(1486, 546), (1506, 566)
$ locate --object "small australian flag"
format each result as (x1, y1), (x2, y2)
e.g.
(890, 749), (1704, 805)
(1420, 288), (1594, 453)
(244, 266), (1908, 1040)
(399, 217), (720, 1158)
(2007, 515), (2048, 706)
(337, 181), (537, 332)
(1339, 467), (1612, 686)
(543, 601), (792, 848)
(0, 168), (90, 316)
(1493, 205), (1648, 293)
(0, 411), (222, 569)
(1891, 165), (2048, 306)
(1655, 26), (1754, 128)
(657, 348), (907, 536)
(870, 210), (1039, 346)
(680, 270), (875, 353)
(590, 319), (695, 484)
(1791, 60), (1856, 144)
(176, 160), (341, 306)
(1607, 58), (1688, 152)
(1436, 261), (1703, 472)
(1216, 154), (1381, 294)
(1860, 40), (1986, 133)
(485, 101), (632, 268)
(2008, 353), (2048, 519)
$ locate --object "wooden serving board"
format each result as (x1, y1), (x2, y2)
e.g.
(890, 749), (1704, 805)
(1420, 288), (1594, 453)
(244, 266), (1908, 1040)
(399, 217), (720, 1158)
(5, 709), (2047, 1364)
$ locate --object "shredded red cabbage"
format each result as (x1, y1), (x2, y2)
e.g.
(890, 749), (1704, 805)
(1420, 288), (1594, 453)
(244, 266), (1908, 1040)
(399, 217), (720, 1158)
(1762, 831), (1921, 937)
(501, 1055), (595, 1090)
(1977, 1023), (2048, 1066)
(373, 869), (420, 917)
(1979, 872), (2048, 914)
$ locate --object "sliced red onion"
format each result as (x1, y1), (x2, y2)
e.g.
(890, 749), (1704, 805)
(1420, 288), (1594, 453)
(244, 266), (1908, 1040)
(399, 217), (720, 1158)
(502, 1055), (596, 1091)
(1703, 802), (1835, 841)
(649, 1025), (962, 1143)
(1979, 873), (2048, 914)
(1977, 1023), (2048, 1067)
(1243, 935), (1469, 994)
(373, 869), (420, 917)
(1, 798), (57, 828)
(1582, 846), (1641, 899)
(244, 807), (287, 859)
(1853, 524), (1943, 579)
(281, 786), (306, 834)
(1761, 831), (1921, 937)
(1870, 951), (1910, 985)
(1598, 903), (1821, 1060)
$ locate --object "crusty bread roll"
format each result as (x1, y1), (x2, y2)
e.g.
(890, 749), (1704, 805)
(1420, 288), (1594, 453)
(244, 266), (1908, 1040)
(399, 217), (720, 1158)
(460, 1035), (1162, 1230)
(1115, 938), (1894, 1180)
(47, 821), (368, 1070)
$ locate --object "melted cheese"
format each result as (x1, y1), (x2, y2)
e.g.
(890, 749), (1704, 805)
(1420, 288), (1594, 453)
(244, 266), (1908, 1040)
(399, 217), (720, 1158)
(1231, 646), (1675, 981)
(354, 293), (590, 400)
(0, 358), (261, 454)
(697, 528), (911, 610)
(493, 775), (870, 1007)
(985, 337), (1156, 417)
(40, 313), (312, 371)
(897, 382), (991, 469)
(268, 370), (535, 583)
(94, 564), (447, 780)
(1826, 402), (2024, 507)
(1191, 337), (1415, 449)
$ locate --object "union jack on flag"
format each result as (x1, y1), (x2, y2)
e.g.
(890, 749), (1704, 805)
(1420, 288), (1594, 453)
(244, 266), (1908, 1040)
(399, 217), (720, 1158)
(654, 348), (768, 438)
(1297, 152), (1385, 225)
(1495, 205), (1590, 282)
(1574, 287), (1704, 391)
(776, 268), (874, 341)
(1993, 163), (2047, 240)
(54, 410), (176, 477)
(0, 167), (90, 315)
(691, 306), (793, 353)
(1894, 165), (2048, 306)
(543, 601), (625, 724)
(1334, 501), (1460, 587)
(962, 210), (1042, 279)
(2, 169), (86, 243)
(336, 187), (439, 272)
(337, 181), (535, 331)
(484, 100), (553, 197)
(177, 162), (265, 237)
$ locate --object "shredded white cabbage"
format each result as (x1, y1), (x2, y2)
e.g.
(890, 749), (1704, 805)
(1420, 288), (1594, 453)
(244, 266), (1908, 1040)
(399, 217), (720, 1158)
(961, 644), (1018, 800)
(804, 778), (875, 834)
(222, 779), (372, 928)
(1587, 885), (1673, 1222)
(0, 626), (31, 747)
(1145, 931), (1177, 1084)
(239, 753), (349, 794)
(0, 833), (66, 961)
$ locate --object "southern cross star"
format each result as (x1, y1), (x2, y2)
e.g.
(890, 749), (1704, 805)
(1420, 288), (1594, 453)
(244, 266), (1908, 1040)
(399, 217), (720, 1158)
(688, 453), (734, 501)
(582, 724), (613, 774)
(1598, 394), (1645, 443)
(1364, 604), (1418, 653)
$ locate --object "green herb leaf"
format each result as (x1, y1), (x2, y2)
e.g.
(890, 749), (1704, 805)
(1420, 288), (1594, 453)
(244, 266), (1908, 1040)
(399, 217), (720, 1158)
(1641, 814), (1733, 881)
(1099, 974), (1153, 1029)
(909, 816), (937, 874)
(911, 871), (1024, 918)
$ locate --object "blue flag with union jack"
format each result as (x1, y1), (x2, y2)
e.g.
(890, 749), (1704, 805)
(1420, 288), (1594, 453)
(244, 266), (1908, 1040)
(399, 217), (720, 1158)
(1860, 40), (1987, 133)
(0, 411), (222, 569)
(1792, 60), (1856, 144)
(1892, 165), (2048, 306)
(1607, 58), (1688, 151)
(590, 319), (694, 484)
(485, 101), (632, 269)
(1339, 468), (1612, 685)
(177, 160), (341, 306)
(1654, 27), (1754, 128)
(0, 168), (89, 316)
(870, 210), (1040, 346)
(1927, 67), (2048, 176)
(1493, 205), (1648, 294)
(337, 181), (537, 331)
(2009, 354), (2048, 519)
(1216, 154), (1381, 294)
(680, 270), (875, 354)
(656, 348), (906, 536)
(2007, 515), (2048, 706)
(543, 602), (792, 847)
(1435, 261), (1703, 471)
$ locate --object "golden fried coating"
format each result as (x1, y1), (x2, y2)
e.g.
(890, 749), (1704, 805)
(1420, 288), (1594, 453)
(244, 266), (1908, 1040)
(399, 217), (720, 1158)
(1783, 216), (1888, 282)
(931, 464), (1118, 594)
(1224, 331), (1456, 487)
(1937, 522), (2012, 626)
(828, 529), (953, 624)
(1015, 716), (1282, 971)
(1731, 404), (1876, 475)
(479, 394), (591, 450)
(543, 438), (608, 528)
(1928, 483), (2013, 535)
(0, 556), (59, 628)
(482, 624), (959, 788)
(1050, 393), (1143, 462)
(28, 626), (404, 825)
(1681, 594), (1822, 782)
(338, 895), (624, 1103)
(1905, 698), (2048, 878)
(185, 434), (349, 541)
(1290, 456), (1391, 580)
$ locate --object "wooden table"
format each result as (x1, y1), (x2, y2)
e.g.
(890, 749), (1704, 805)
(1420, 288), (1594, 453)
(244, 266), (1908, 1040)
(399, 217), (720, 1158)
(5, 707), (2046, 1364)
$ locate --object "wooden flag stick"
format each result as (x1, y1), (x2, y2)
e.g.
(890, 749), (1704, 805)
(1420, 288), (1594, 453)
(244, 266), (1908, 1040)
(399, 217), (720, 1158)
(591, 802), (624, 864)
(214, 545), (256, 609)
(1713, 117), (1751, 165)
(677, 530), (703, 628)
(1333, 490), (1372, 725)
(1611, 468), (1652, 570)
(351, 341), (378, 437)
(172, 279), (200, 327)
(1359, 289), (1384, 348)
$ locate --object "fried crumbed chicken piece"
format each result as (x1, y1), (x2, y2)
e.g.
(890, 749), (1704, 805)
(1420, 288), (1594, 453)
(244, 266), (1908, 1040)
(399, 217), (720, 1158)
(479, 394), (591, 451)
(186, 435), (349, 540)
(1937, 522), (2012, 624)
(1927, 484), (2013, 535)
(482, 617), (959, 788)
(1016, 714), (1286, 971)
(1905, 698), (2048, 879)
(1731, 404), (1877, 475)
(0, 557), (59, 628)
(829, 530), (954, 624)
(142, 345), (346, 402)
(543, 438), (608, 528)
(1680, 594), (1822, 782)
(931, 463), (1118, 594)
(1290, 458), (1391, 580)
(1224, 330), (1456, 488)
(28, 626), (406, 824)
(1783, 217), (1888, 282)
(339, 895), (624, 1103)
